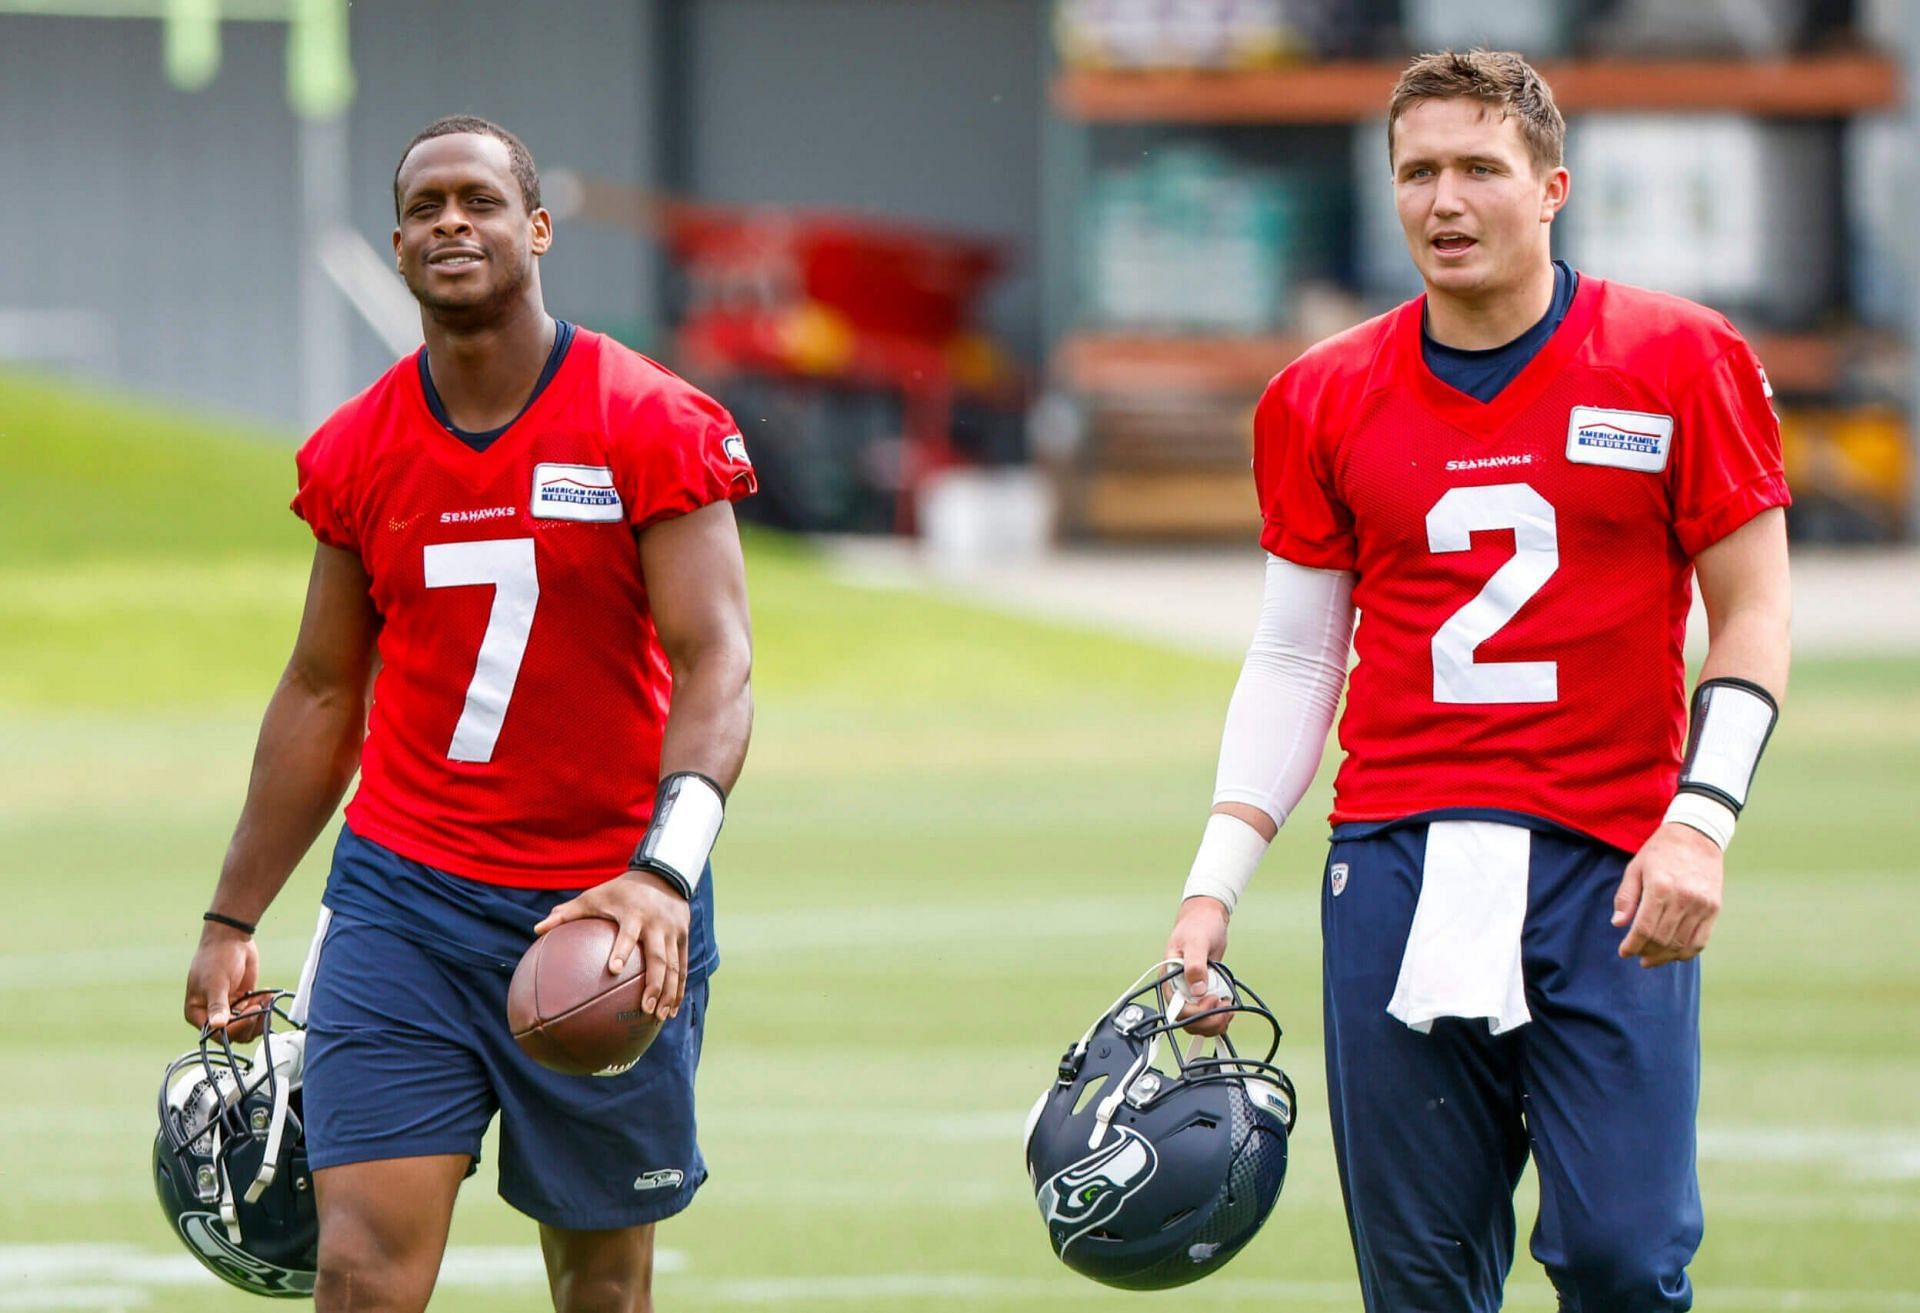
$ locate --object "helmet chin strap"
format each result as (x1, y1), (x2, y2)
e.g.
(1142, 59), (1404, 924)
(245, 1028), (307, 1204)
(1087, 959), (1200, 1149)
(213, 1121), (243, 1244)
(240, 905), (327, 1207)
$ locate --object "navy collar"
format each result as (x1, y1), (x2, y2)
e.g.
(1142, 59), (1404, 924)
(418, 319), (576, 452)
(1421, 263), (1577, 404)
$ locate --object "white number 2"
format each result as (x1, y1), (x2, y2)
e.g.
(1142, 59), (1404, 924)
(423, 538), (540, 762)
(1425, 483), (1558, 705)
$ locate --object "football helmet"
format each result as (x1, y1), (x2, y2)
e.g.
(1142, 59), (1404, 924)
(153, 991), (317, 1298)
(1024, 960), (1296, 1290)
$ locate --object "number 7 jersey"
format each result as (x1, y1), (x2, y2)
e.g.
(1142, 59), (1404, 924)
(291, 329), (755, 888)
(1256, 277), (1789, 853)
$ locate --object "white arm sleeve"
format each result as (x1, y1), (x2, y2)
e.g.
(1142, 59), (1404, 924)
(1212, 555), (1357, 828)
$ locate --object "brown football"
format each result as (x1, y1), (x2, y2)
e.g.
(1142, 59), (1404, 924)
(507, 917), (664, 1076)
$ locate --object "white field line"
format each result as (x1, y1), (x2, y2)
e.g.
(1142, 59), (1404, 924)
(1700, 1126), (1920, 1181)
(656, 1276), (1920, 1311)
(0, 897), (1165, 992)
(3, 1249), (1917, 1311)
(0, 1244), (683, 1308)
(4, 873), (1914, 991)
(704, 1107), (1920, 1173)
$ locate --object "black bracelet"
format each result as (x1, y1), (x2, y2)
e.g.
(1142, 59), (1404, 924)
(203, 910), (258, 935)
(626, 857), (695, 903)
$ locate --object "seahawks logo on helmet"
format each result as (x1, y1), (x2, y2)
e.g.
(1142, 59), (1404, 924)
(1038, 1126), (1158, 1250)
(177, 1211), (316, 1297)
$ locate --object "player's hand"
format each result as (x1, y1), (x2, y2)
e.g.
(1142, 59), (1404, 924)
(1164, 896), (1233, 1037)
(1613, 822), (1725, 968)
(184, 922), (264, 1041)
(536, 870), (690, 1021)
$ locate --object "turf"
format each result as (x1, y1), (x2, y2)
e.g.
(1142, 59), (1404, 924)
(2, 370), (1916, 1311)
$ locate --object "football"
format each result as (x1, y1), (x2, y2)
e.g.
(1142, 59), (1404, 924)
(507, 917), (664, 1076)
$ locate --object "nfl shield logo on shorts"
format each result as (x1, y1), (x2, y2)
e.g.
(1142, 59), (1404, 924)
(1330, 863), (1349, 896)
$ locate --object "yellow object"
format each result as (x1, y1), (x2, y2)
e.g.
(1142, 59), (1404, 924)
(778, 302), (857, 376)
(1779, 408), (1910, 510)
(945, 333), (1013, 393)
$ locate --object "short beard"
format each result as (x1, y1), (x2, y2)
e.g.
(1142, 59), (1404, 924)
(404, 249), (532, 329)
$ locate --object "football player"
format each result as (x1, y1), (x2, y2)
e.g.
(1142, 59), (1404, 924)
(182, 117), (754, 1313)
(1164, 51), (1790, 1312)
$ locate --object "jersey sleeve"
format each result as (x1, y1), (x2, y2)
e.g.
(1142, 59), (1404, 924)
(1253, 370), (1357, 570)
(289, 428), (359, 552)
(616, 380), (758, 531)
(1669, 335), (1792, 558)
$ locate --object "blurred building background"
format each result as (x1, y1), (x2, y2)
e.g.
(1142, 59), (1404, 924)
(2, 0), (1916, 544)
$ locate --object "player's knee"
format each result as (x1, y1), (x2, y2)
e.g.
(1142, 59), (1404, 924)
(1551, 1233), (1689, 1312)
(550, 1270), (649, 1313)
(314, 1219), (436, 1313)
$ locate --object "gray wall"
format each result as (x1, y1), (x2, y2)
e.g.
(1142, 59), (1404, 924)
(0, 17), (309, 423)
(0, 0), (1045, 430)
(344, 2), (658, 399)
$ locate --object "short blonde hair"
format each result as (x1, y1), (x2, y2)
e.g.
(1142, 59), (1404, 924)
(1387, 49), (1565, 174)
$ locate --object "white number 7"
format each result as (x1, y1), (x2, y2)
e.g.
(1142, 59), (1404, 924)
(423, 538), (540, 762)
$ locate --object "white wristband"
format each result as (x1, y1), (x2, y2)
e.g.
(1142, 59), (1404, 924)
(631, 772), (725, 898)
(1181, 813), (1271, 914)
(1664, 792), (1737, 851)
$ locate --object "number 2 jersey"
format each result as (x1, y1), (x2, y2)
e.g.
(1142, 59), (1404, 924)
(1258, 276), (1789, 854)
(291, 327), (755, 888)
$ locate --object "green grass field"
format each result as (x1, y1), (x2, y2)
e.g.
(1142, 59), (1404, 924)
(2, 370), (1917, 1310)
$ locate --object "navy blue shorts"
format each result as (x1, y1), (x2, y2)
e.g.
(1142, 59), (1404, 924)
(1322, 817), (1702, 1313)
(302, 827), (714, 1230)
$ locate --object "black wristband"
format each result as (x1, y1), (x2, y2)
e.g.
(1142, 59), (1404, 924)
(203, 910), (257, 935)
(626, 856), (696, 903)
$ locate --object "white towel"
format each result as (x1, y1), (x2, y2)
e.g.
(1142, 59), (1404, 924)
(1386, 821), (1532, 1035)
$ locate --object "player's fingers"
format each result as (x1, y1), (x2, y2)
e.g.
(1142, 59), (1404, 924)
(1611, 860), (1644, 929)
(1187, 1008), (1232, 1038)
(198, 970), (238, 1032)
(1661, 905), (1716, 964)
(669, 928), (689, 1017)
(1632, 887), (1692, 966)
(1620, 870), (1672, 958)
(660, 955), (683, 1019)
(1616, 915), (1649, 960)
(607, 916), (641, 975)
(1649, 886), (1689, 955)
(639, 929), (669, 1016)
(533, 897), (585, 936)
(1179, 937), (1210, 997)
(1664, 907), (1706, 962)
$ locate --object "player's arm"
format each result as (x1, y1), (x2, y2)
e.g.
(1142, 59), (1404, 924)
(535, 500), (752, 1021)
(644, 499), (754, 793)
(185, 543), (378, 1034)
(1167, 557), (1356, 1033)
(1615, 507), (1790, 967)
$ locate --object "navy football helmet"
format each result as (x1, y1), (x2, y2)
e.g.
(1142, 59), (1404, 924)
(153, 991), (317, 1298)
(1024, 960), (1296, 1290)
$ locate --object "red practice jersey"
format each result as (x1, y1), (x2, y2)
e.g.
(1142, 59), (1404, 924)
(1256, 277), (1789, 853)
(292, 329), (755, 887)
